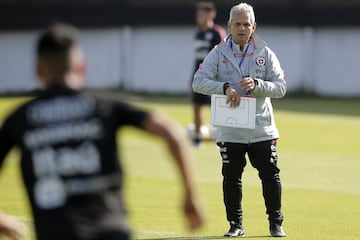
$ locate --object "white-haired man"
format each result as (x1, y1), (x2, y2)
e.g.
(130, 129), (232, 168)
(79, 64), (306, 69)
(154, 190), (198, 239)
(193, 2), (286, 238)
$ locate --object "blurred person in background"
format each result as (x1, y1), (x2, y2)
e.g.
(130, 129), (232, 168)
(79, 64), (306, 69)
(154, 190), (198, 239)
(193, 2), (286, 238)
(190, 1), (226, 146)
(0, 23), (204, 240)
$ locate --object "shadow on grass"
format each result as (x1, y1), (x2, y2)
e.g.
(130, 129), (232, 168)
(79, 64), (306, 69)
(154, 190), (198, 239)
(5, 89), (360, 117)
(135, 235), (271, 240)
(89, 90), (360, 117)
(272, 96), (360, 117)
(131, 94), (360, 118)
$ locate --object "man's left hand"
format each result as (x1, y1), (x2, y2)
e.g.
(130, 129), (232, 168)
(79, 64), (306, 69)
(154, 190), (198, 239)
(239, 77), (256, 93)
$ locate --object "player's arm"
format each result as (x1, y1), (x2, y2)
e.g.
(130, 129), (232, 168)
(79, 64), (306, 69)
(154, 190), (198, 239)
(0, 118), (17, 168)
(0, 211), (26, 240)
(141, 112), (204, 230)
(0, 119), (27, 239)
(215, 25), (227, 41)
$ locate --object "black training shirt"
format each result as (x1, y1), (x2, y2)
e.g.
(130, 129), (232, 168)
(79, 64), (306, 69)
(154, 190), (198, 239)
(0, 84), (149, 240)
(194, 25), (225, 73)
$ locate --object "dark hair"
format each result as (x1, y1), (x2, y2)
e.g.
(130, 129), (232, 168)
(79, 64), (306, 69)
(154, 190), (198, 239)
(36, 23), (79, 76)
(196, 2), (216, 12)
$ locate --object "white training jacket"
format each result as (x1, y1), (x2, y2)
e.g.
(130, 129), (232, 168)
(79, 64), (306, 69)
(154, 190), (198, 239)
(192, 34), (287, 144)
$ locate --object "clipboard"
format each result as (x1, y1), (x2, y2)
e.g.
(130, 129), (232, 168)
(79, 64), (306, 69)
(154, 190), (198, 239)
(210, 94), (256, 129)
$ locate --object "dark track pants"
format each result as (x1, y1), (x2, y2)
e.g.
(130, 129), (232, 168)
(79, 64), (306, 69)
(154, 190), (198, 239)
(218, 140), (284, 225)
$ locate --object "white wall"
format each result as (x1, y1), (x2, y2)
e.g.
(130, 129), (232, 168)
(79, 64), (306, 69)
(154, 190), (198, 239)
(80, 29), (123, 88)
(0, 29), (123, 92)
(0, 31), (40, 91)
(126, 26), (195, 93)
(0, 26), (359, 96)
(312, 28), (360, 96)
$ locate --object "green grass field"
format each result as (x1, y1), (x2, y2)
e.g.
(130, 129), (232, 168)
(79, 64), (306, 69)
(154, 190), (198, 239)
(0, 95), (359, 240)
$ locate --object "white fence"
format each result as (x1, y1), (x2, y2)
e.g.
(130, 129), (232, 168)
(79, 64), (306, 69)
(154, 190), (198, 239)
(0, 26), (359, 96)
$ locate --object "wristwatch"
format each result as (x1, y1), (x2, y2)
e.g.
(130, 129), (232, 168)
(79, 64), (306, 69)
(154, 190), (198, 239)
(253, 79), (258, 90)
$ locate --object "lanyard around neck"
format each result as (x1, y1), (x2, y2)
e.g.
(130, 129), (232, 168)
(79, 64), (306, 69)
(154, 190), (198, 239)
(230, 40), (251, 69)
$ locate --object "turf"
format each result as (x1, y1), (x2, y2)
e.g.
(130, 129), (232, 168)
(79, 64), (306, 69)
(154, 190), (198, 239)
(0, 95), (359, 240)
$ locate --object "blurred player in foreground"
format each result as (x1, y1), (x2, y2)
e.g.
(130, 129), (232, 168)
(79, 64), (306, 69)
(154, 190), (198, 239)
(190, 1), (226, 146)
(0, 23), (204, 240)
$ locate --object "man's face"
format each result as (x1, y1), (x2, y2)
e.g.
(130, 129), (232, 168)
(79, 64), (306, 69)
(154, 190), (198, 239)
(68, 46), (86, 89)
(196, 9), (212, 28)
(228, 11), (256, 45)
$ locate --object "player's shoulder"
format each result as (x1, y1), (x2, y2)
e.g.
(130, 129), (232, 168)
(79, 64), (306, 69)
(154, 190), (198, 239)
(213, 24), (227, 39)
(214, 24), (225, 31)
(88, 90), (129, 106)
(88, 91), (140, 117)
(1, 97), (36, 129)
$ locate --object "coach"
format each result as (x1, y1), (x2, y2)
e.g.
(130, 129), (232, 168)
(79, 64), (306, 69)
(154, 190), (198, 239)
(192, 2), (287, 238)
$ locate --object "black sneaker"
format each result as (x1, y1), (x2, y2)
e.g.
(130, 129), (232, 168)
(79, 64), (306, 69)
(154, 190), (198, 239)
(192, 136), (202, 147)
(224, 224), (245, 237)
(270, 223), (286, 237)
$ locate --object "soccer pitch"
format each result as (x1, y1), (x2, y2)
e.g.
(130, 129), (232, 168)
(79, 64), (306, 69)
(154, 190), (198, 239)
(0, 95), (359, 240)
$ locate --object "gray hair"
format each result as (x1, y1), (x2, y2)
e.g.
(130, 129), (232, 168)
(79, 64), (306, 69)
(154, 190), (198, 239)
(228, 3), (255, 24)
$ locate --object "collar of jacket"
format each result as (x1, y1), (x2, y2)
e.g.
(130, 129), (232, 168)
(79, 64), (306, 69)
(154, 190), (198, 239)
(216, 33), (267, 73)
(222, 33), (267, 49)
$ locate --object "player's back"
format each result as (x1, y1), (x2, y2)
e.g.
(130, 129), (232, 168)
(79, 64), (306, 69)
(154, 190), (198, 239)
(4, 84), (133, 240)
